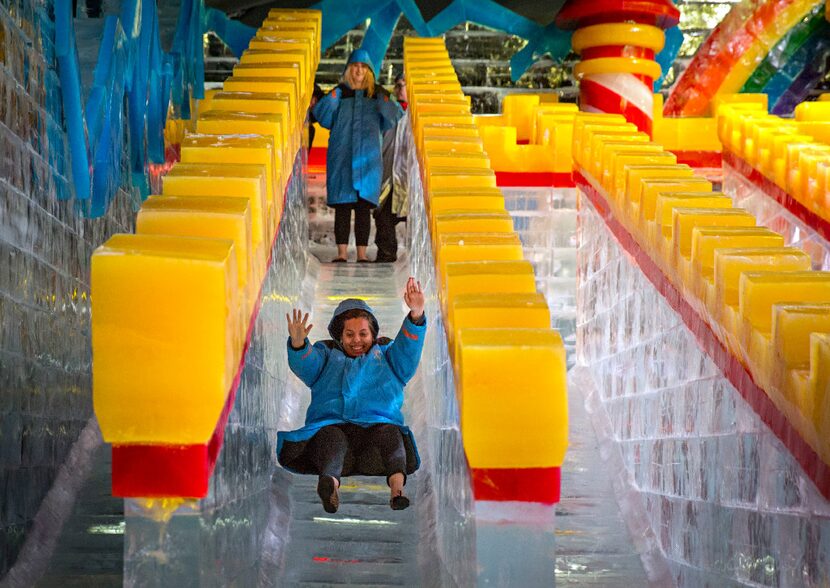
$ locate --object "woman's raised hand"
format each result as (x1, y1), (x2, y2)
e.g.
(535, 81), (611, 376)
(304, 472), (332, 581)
(403, 277), (424, 322)
(286, 308), (313, 348)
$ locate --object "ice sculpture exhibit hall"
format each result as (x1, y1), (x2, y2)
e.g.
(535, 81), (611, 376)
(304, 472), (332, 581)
(1, 0), (830, 586)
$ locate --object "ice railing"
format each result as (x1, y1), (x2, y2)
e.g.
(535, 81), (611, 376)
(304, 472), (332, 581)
(572, 110), (830, 499)
(403, 36), (568, 505)
(718, 98), (830, 270)
(91, 8), (321, 500)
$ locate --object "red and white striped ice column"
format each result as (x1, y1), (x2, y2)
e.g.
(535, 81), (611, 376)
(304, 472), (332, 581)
(555, 0), (680, 137)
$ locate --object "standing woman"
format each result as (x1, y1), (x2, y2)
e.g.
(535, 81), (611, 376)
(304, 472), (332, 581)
(313, 49), (404, 262)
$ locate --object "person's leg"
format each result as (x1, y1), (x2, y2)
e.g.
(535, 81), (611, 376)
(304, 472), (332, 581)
(307, 425), (348, 512)
(364, 424), (409, 508)
(373, 195), (398, 262)
(354, 200), (372, 261)
(333, 204), (352, 261)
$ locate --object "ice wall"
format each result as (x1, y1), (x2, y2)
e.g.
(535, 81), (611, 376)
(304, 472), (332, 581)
(0, 0), (135, 581)
(576, 197), (830, 586)
(122, 151), (309, 585)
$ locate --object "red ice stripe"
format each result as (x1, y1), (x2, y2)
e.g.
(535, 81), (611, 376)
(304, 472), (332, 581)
(495, 171), (575, 187)
(575, 170), (830, 500)
(671, 150), (723, 169)
(580, 78), (652, 135)
(308, 146), (327, 170)
(724, 150), (830, 243)
(471, 467), (561, 504)
(111, 158), (299, 498)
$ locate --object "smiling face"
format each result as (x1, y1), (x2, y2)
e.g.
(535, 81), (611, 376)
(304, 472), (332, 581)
(341, 316), (374, 357)
(348, 62), (368, 88)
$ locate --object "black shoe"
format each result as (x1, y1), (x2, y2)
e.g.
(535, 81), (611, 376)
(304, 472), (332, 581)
(331, 257), (347, 263)
(317, 476), (339, 513)
(390, 493), (409, 510)
(357, 258), (371, 263)
(374, 255), (397, 263)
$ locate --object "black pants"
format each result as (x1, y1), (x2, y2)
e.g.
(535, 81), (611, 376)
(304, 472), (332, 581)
(308, 423), (407, 484)
(373, 193), (404, 261)
(333, 200), (372, 246)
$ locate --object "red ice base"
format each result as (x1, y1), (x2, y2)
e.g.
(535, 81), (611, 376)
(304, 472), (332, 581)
(576, 170), (830, 500)
(471, 467), (561, 504)
(724, 150), (830, 243)
(671, 150), (722, 169)
(308, 146), (327, 171)
(495, 171), (575, 187)
(110, 160), (298, 498)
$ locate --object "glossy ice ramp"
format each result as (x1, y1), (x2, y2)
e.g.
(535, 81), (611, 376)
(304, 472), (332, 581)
(270, 258), (475, 587)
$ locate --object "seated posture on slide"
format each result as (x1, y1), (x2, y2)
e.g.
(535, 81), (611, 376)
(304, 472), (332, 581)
(277, 278), (426, 512)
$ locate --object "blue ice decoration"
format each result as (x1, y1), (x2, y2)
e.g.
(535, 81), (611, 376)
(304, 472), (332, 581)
(311, 0), (430, 75)
(654, 25), (683, 91)
(55, 0), (255, 217)
(426, 0), (573, 83)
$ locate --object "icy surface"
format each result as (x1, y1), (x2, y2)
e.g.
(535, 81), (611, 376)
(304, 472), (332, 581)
(577, 196), (830, 587)
(502, 186), (578, 365)
(723, 161), (830, 270)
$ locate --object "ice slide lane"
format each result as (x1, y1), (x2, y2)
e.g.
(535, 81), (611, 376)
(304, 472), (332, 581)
(275, 261), (428, 587)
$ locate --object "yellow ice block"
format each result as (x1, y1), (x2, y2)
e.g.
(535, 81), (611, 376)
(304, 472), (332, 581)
(425, 168), (497, 193)
(265, 9), (321, 38)
(623, 165), (694, 207)
(137, 193), (251, 286)
(436, 232), (524, 279)
(795, 101), (830, 121)
(456, 328), (567, 468)
(536, 114), (576, 172)
(572, 114), (629, 166)
(773, 137), (814, 189)
(773, 304), (830, 369)
(92, 234), (239, 445)
(180, 134), (282, 229)
(501, 94), (540, 143)
(161, 163), (269, 253)
(587, 133), (649, 178)
(428, 190), (506, 214)
(232, 63), (302, 100)
(251, 33), (315, 66)
(248, 37), (313, 72)
(209, 91), (293, 148)
(434, 211), (514, 236)
(450, 292), (550, 342)
(611, 152), (678, 199)
(442, 260), (537, 307)
(809, 333), (830, 439)
(716, 248), (813, 308)
(672, 208), (756, 258)
(579, 125), (641, 170)
(415, 114), (475, 147)
(136, 195), (256, 322)
(639, 177), (712, 224)
(691, 226), (785, 279)
(422, 124), (480, 140)
(423, 150), (490, 170)
(222, 77), (298, 117)
(739, 271), (830, 333)
(603, 146), (669, 193)
(239, 50), (308, 89)
(196, 111), (289, 186)
(653, 192), (733, 238)
(421, 135), (485, 154)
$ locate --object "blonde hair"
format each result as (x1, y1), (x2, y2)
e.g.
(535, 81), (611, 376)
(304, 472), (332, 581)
(344, 63), (375, 98)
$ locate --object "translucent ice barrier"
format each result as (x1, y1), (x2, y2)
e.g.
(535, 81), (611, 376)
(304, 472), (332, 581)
(577, 197), (830, 587)
(502, 186), (578, 365)
(122, 150), (309, 585)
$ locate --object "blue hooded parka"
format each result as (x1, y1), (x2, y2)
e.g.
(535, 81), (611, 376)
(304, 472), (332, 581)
(311, 49), (404, 206)
(277, 298), (426, 477)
